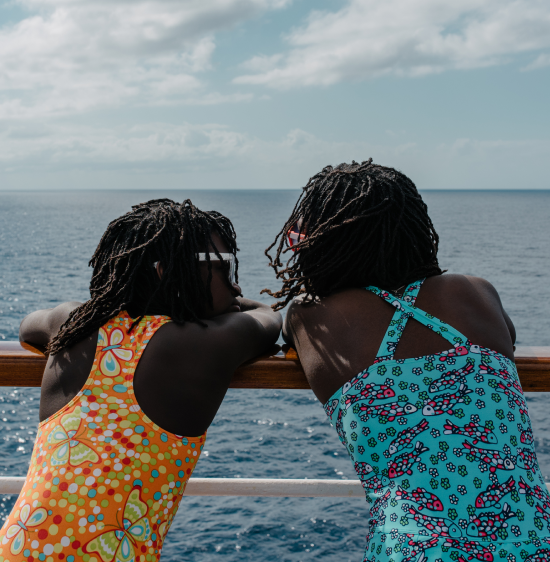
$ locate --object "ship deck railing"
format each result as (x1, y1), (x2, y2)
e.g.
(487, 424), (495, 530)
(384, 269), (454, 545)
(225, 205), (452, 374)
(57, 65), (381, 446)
(0, 342), (549, 500)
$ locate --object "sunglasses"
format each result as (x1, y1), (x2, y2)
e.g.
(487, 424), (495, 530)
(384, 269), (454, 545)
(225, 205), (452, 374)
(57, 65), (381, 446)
(153, 253), (237, 285)
(286, 218), (306, 251)
(197, 253), (237, 285)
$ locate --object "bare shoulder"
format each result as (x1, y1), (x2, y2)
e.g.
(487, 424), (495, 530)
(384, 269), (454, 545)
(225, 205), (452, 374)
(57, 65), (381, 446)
(287, 288), (367, 317)
(285, 293), (328, 328)
(285, 294), (316, 320)
(427, 273), (503, 302)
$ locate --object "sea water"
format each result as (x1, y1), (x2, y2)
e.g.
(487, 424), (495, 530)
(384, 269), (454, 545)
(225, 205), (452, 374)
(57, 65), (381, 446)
(0, 190), (549, 561)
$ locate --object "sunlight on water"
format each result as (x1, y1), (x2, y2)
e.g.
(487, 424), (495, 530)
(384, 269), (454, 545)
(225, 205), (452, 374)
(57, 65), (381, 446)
(0, 190), (549, 560)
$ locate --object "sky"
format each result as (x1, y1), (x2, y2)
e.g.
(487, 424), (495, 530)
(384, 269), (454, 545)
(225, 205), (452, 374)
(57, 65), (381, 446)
(0, 0), (549, 190)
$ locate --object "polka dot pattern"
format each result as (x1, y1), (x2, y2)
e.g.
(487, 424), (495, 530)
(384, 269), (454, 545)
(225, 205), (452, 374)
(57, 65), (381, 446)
(0, 312), (205, 562)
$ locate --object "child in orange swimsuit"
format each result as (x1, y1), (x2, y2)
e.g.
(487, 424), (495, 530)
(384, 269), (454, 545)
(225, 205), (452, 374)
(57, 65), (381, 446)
(1, 199), (281, 562)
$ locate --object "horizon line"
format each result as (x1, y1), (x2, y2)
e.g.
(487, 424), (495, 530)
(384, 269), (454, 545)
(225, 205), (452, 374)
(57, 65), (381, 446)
(1, 188), (549, 193)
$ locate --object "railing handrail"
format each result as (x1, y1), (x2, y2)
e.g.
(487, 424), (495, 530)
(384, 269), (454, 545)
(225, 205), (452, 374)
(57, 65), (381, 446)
(0, 341), (549, 390)
(1, 343), (549, 501)
(0, 476), (547, 498)
(0, 477), (366, 497)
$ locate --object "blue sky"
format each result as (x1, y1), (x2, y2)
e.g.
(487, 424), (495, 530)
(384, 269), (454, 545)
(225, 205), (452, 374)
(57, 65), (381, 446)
(0, 0), (549, 190)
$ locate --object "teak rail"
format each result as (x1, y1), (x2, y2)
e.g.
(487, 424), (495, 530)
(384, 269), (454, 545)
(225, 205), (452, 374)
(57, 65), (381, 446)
(0, 342), (549, 391)
(0, 342), (549, 498)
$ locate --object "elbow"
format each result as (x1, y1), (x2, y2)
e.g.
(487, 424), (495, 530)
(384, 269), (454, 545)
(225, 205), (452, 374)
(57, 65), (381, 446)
(18, 310), (53, 347)
(19, 315), (34, 344)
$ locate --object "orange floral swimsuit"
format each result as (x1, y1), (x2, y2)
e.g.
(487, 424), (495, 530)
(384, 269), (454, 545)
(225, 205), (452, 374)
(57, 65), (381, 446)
(0, 312), (206, 562)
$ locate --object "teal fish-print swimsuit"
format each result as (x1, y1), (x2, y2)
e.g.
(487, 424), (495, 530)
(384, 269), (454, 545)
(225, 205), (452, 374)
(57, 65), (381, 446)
(324, 280), (550, 562)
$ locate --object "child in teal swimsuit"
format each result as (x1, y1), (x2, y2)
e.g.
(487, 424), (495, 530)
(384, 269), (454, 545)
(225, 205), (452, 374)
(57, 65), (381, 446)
(324, 279), (548, 561)
(264, 160), (550, 561)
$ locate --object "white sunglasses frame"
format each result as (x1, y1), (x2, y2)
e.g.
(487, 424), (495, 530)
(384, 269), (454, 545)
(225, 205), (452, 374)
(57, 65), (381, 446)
(153, 253), (236, 284)
(197, 253), (236, 285)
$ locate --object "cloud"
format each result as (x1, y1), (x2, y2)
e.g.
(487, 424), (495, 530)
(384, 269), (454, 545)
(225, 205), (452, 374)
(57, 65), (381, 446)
(0, 121), (412, 182)
(1, 121), (549, 190)
(0, 0), (290, 117)
(0, 122), (253, 168)
(234, 0), (550, 88)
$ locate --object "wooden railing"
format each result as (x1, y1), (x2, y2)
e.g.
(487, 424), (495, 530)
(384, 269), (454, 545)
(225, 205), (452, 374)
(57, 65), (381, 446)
(0, 341), (549, 498)
(1, 342), (549, 391)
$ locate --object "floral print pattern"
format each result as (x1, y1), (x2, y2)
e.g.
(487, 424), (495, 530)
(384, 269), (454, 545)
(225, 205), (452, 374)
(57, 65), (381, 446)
(0, 312), (205, 562)
(325, 280), (550, 562)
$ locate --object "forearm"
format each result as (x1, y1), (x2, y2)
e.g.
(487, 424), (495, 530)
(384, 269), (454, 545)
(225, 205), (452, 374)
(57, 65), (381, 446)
(237, 297), (272, 312)
(239, 299), (282, 344)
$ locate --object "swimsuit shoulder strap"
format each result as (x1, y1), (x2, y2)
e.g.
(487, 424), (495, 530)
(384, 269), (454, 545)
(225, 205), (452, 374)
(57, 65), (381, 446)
(365, 279), (470, 362)
(365, 280), (424, 362)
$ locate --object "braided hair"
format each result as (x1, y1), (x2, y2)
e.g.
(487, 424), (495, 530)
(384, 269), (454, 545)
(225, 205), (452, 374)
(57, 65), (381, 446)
(263, 159), (443, 310)
(48, 198), (238, 355)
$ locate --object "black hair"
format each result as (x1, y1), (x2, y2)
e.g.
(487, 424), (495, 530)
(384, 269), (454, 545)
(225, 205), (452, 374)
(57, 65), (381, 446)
(262, 159), (443, 310)
(48, 198), (238, 355)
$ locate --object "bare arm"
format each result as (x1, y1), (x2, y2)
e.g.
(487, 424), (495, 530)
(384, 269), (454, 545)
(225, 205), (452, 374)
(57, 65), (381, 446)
(282, 303), (296, 347)
(147, 297), (282, 386)
(466, 276), (516, 346)
(207, 297), (283, 368)
(19, 302), (82, 351)
(134, 298), (282, 435)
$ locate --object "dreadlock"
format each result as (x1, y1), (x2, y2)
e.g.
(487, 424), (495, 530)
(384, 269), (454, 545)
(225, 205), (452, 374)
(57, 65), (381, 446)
(263, 159), (443, 310)
(48, 198), (238, 355)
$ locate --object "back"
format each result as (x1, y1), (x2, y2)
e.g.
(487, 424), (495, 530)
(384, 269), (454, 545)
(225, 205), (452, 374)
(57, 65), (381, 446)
(285, 274), (515, 405)
(0, 313), (206, 562)
(288, 276), (550, 561)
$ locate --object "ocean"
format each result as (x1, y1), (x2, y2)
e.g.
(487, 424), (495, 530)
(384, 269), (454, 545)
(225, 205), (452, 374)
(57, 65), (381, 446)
(0, 189), (549, 561)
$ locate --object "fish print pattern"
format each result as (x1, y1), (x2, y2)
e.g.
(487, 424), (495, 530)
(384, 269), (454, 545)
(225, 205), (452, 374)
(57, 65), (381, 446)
(518, 476), (550, 531)
(460, 441), (515, 472)
(443, 538), (495, 561)
(395, 485), (444, 511)
(388, 441), (429, 479)
(525, 548), (550, 562)
(495, 382), (529, 415)
(466, 502), (517, 540)
(407, 506), (462, 537)
(475, 476), (515, 508)
(422, 383), (473, 416)
(519, 423), (535, 445)
(369, 490), (391, 522)
(341, 376), (396, 410)
(443, 419), (497, 445)
(518, 476), (550, 509)
(323, 280), (550, 561)
(355, 461), (392, 499)
(386, 420), (429, 456)
(480, 364), (524, 395)
(399, 537), (440, 562)
(428, 362), (474, 393)
(359, 400), (418, 422)
(517, 447), (539, 472)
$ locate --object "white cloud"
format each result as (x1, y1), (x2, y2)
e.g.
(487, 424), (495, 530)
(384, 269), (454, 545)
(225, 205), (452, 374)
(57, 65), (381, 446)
(235, 0), (550, 88)
(0, 0), (290, 117)
(1, 121), (549, 190)
(0, 122), (253, 167)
